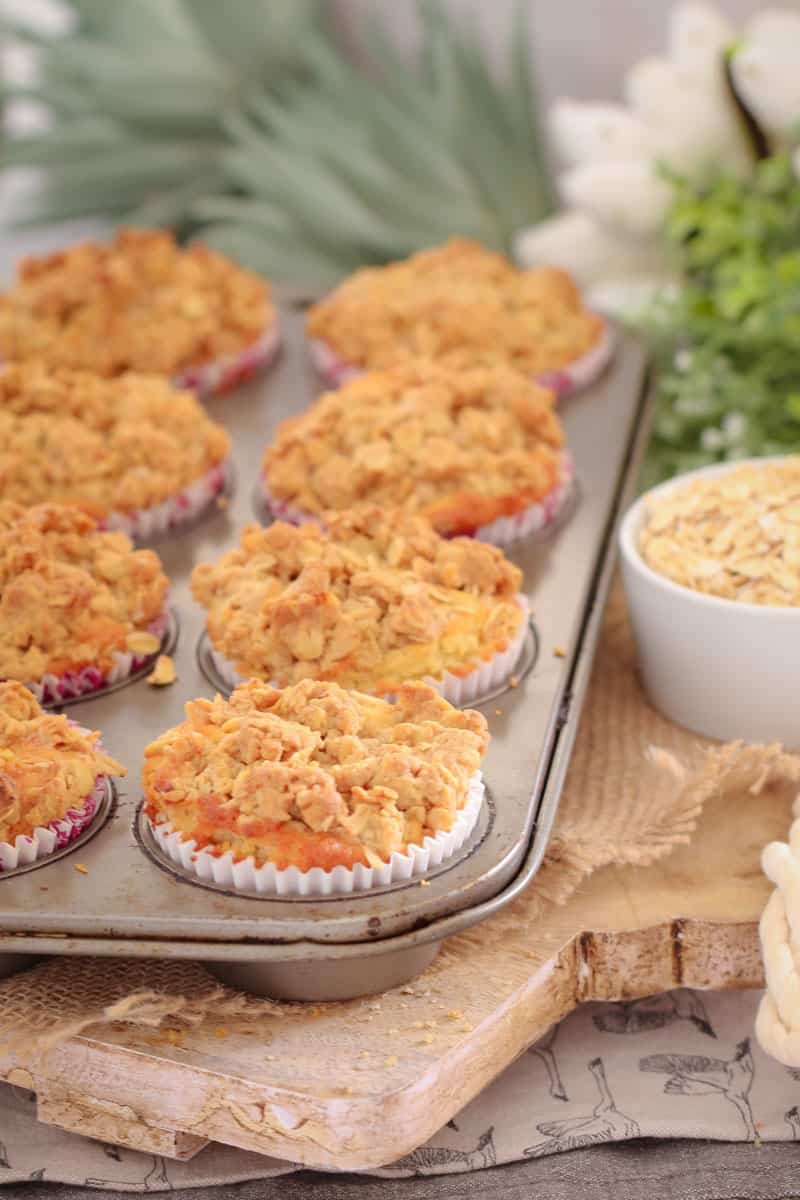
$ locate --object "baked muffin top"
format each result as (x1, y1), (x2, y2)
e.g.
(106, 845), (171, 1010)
(0, 362), (230, 518)
(192, 507), (524, 692)
(640, 458), (800, 606)
(0, 502), (169, 683)
(306, 238), (603, 375)
(0, 228), (274, 376)
(263, 359), (565, 535)
(144, 678), (489, 871)
(0, 680), (124, 844)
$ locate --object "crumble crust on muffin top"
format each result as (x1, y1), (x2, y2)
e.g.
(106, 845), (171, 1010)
(0, 362), (230, 518)
(0, 228), (274, 376)
(191, 508), (524, 692)
(144, 678), (489, 871)
(263, 359), (565, 536)
(0, 502), (169, 684)
(306, 238), (603, 375)
(0, 680), (124, 845)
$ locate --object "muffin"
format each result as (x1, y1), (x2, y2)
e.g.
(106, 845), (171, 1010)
(0, 362), (231, 538)
(0, 228), (280, 397)
(192, 508), (528, 703)
(306, 238), (612, 399)
(143, 678), (489, 895)
(262, 359), (572, 545)
(0, 681), (125, 871)
(0, 502), (170, 704)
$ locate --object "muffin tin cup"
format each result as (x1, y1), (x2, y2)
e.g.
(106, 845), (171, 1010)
(101, 459), (231, 540)
(0, 773), (107, 872)
(203, 596), (531, 708)
(171, 319), (282, 399)
(307, 322), (615, 400)
(146, 771), (485, 898)
(19, 608), (173, 708)
(260, 454), (574, 548)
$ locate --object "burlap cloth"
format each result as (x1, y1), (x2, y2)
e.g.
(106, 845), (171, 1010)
(0, 588), (797, 1189)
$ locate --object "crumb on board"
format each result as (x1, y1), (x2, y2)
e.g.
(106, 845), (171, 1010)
(553, 645), (567, 658)
(509, 674), (519, 688)
(213, 1028), (228, 1038)
(446, 1009), (464, 1020)
(216, 495), (230, 511)
(74, 863), (88, 875)
(494, 708), (503, 717)
(147, 654), (177, 687)
(419, 878), (431, 887)
(385, 1055), (398, 1067)
(421, 1034), (434, 1045)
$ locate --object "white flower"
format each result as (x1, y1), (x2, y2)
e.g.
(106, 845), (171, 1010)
(729, 10), (800, 146)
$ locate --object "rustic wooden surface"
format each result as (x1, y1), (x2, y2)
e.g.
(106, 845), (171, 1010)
(0, 769), (782, 1172)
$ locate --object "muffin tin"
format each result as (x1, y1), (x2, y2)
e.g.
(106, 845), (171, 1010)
(0, 295), (651, 1001)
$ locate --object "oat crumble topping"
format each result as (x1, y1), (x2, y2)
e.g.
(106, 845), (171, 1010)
(0, 228), (273, 376)
(307, 238), (602, 374)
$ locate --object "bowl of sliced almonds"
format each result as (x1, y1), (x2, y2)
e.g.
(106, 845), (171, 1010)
(619, 455), (800, 748)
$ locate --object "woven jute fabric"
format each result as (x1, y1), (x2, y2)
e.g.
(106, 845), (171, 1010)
(0, 587), (794, 1053)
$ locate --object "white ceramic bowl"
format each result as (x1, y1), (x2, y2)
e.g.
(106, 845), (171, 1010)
(619, 456), (800, 749)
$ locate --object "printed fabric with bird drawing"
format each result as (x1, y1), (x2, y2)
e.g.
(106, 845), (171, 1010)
(2, 990), (800, 1187)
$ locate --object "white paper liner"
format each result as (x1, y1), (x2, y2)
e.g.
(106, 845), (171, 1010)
(171, 319), (282, 399)
(206, 596), (529, 706)
(101, 459), (230, 540)
(14, 608), (170, 706)
(147, 770), (485, 897)
(308, 321), (614, 401)
(0, 772), (106, 872)
(262, 453), (574, 548)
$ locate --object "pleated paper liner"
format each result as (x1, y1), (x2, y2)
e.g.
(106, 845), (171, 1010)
(196, 598), (536, 709)
(307, 320), (615, 400)
(11, 606), (180, 710)
(0, 773), (115, 876)
(139, 771), (486, 898)
(258, 453), (576, 549)
(101, 458), (233, 542)
(171, 319), (282, 399)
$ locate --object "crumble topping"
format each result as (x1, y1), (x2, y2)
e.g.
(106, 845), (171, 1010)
(0, 502), (168, 682)
(0, 362), (230, 517)
(306, 238), (602, 374)
(640, 458), (800, 606)
(191, 507), (524, 691)
(263, 359), (565, 536)
(144, 678), (489, 870)
(0, 680), (125, 844)
(0, 228), (274, 376)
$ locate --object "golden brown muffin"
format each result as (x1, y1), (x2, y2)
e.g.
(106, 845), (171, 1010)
(144, 678), (488, 871)
(0, 502), (169, 684)
(0, 681), (124, 844)
(192, 508), (524, 692)
(0, 362), (230, 519)
(307, 238), (602, 375)
(0, 228), (274, 376)
(263, 359), (566, 536)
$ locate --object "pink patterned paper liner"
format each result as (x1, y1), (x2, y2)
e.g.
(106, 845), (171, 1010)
(0, 772), (106, 872)
(100, 459), (230, 541)
(147, 771), (485, 897)
(171, 319), (282, 399)
(206, 595), (529, 707)
(9, 607), (171, 707)
(308, 320), (614, 401)
(261, 452), (574, 548)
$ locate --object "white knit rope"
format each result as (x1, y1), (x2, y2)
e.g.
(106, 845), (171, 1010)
(757, 809), (800, 1065)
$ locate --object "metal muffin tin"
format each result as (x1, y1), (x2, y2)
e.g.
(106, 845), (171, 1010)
(0, 297), (651, 1000)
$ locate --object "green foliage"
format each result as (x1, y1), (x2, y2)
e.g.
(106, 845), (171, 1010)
(644, 154), (800, 485)
(0, 0), (553, 284)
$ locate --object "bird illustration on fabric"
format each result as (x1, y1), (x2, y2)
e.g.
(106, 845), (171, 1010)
(529, 1024), (568, 1101)
(523, 1058), (640, 1156)
(386, 1127), (496, 1175)
(592, 991), (715, 1038)
(785, 1105), (800, 1139)
(0, 1142), (9, 1169)
(85, 1154), (172, 1191)
(639, 1038), (756, 1139)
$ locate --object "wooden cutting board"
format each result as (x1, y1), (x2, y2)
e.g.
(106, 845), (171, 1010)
(0, 767), (782, 1172)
